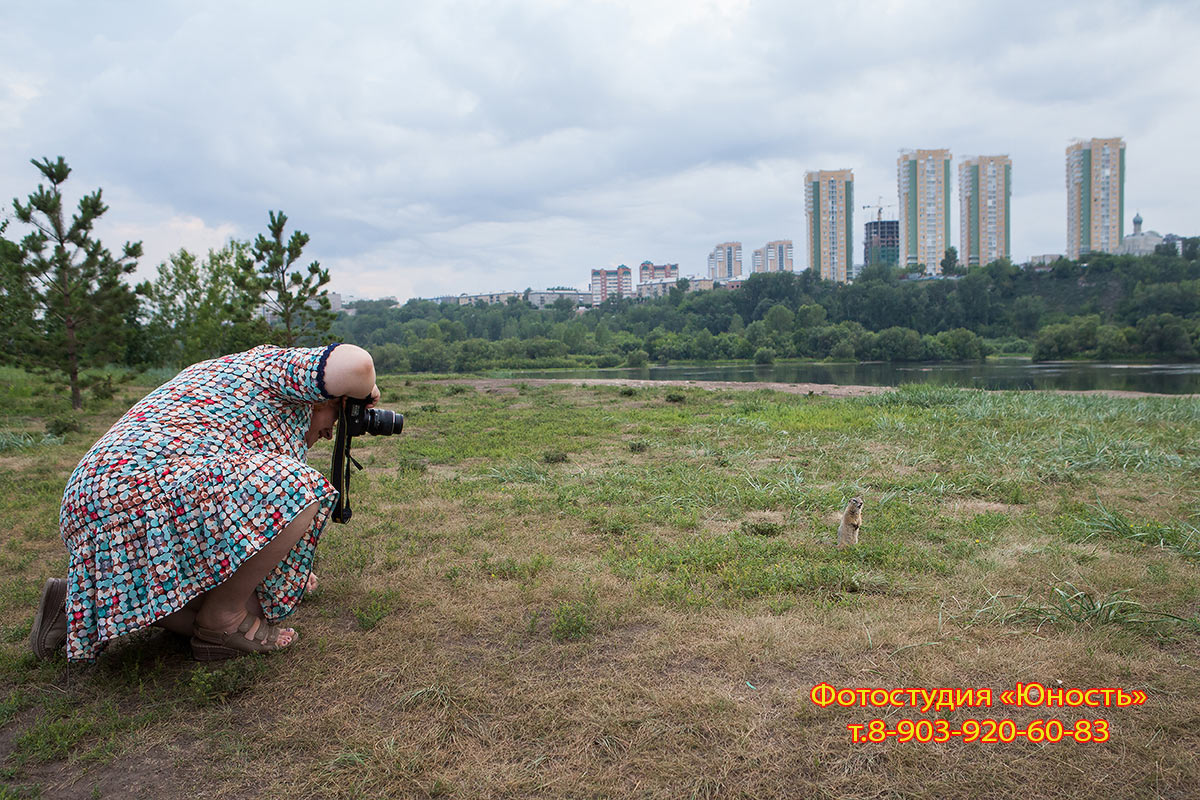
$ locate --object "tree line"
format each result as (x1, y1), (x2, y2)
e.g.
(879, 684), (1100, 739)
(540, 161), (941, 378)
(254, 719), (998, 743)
(335, 248), (1200, 373)
(4, 156), (1199, 400)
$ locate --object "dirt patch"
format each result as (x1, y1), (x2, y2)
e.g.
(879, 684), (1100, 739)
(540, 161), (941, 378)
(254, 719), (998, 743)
(11, 738), (211, 800)
(0, 454), (46, 472)
(951, 499), (1024, 516)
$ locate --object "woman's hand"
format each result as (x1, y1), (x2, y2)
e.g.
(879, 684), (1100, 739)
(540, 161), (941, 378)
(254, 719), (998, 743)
(366, 384), (381, 408)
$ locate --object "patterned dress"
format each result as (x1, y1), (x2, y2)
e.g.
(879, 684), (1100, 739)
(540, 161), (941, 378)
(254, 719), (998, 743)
(59, 344), (341, 661)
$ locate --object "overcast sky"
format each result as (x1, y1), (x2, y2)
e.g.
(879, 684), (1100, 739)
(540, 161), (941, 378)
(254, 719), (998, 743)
(3, 1), (1197, 301)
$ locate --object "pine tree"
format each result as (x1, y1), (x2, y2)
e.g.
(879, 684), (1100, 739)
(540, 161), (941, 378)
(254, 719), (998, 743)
(8, 157), (142, 409)
(0, 219), (37, 359)
(235, 210), (333, 347)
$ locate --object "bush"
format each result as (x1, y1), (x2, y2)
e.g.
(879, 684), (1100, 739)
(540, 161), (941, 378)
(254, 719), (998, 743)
(665, 391), (685, 403)
(618, 387), (636, 397)
(935, 328), (985, 361)
(46, 414), (81, 437)
(625, 349), (649, 368)
(88, 376), (115, 400)
(753, 347), (776, 365)
(596, 353), (623, 368)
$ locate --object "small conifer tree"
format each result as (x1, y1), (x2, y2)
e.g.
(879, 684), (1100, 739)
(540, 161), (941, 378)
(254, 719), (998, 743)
(9, 157), (141, 409)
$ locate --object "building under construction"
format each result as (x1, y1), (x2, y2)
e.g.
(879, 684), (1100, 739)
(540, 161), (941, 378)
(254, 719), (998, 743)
(864, 219), (900, 268)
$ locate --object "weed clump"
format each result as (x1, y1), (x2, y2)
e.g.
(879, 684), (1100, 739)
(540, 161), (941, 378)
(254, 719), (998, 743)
(1078, 503), (1200, 560)
(352, 589), (401, 630)
(619, 387), (636, 397)
(397, 457), (429, 474)
(971, 581), (1195, 635)
(551, 584), (598, 641)
(478, 552), (551, 582)
(542, 450), (568, 464)
(187, 658), (268, 704)
(741, 520), (784, 537)
(0, 432), (62, 452)
(665, 391), (686, 404)
(628, 440), (649, 453)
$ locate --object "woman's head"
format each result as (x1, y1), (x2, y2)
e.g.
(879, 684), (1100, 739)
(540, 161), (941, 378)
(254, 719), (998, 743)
(305, 398), (342, 447)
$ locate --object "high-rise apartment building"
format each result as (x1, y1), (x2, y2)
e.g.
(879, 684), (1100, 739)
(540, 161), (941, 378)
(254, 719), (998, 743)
(863, 220), (900, 267)
(804, 169), (854, 283)
(751, 240), (794, 273)
(1066, 137), (1125, 260)
(898, 149), (952, 273)
(707, 242), (742, 281)
(959, 155), (1012, 268)
(590, 265), (632, 305)
(638, 261), (679, 283)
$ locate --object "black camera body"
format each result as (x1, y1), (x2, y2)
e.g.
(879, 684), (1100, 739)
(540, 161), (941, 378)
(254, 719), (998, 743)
(331, 396), (404, 524)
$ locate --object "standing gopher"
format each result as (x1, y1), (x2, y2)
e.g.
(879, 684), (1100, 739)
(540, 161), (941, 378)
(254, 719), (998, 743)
(837, 497), (864, 549)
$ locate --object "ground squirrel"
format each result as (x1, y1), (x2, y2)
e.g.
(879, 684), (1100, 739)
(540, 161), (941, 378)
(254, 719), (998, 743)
(837, 496), (863, 549)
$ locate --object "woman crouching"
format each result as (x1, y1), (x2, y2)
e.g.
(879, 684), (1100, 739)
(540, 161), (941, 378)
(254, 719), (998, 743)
(30, 343), (378, 662)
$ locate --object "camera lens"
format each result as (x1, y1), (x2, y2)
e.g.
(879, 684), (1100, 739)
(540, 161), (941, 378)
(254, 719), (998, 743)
(365, 408), (403, 436)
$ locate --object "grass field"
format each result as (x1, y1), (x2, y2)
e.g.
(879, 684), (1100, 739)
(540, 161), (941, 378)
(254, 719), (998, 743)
(1, 367), (1199, 799)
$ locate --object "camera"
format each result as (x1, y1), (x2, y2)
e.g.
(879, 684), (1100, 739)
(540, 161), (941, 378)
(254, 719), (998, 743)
(331, 396), (405, 524)
(342, 397), (404, 438)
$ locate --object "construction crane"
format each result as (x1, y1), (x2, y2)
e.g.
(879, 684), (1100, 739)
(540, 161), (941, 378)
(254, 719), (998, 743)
(862, 195), (895, 222)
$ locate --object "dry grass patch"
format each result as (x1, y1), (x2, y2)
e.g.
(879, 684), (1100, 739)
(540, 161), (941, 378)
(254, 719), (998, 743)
(3, 375), (1200, 798)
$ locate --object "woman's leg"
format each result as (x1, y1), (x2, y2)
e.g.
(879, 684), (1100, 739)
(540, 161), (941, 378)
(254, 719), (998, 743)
(192, 501), (320, 647)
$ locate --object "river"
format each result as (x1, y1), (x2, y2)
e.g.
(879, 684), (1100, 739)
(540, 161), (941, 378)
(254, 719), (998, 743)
(504, 360), (1200, 395)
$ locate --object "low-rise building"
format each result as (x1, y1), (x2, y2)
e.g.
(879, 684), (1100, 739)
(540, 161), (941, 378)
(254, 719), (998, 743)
(526, 289), (591, 308)
(636, 280), (675, 299)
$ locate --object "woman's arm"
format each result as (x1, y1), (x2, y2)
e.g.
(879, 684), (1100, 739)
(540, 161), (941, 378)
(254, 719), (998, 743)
(323, 344), (378, 402)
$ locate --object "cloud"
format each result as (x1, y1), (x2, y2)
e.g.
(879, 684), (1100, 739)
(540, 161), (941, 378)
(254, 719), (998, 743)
(2, 0), (1198, 301)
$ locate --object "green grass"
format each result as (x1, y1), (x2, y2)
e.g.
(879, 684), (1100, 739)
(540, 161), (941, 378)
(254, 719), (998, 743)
(1, 371), (1199, 798)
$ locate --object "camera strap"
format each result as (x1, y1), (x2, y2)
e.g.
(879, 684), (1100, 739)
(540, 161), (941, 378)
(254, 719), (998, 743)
(330, 404), (363, 524)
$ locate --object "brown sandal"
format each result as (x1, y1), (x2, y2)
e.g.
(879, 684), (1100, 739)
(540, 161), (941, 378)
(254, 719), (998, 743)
(30, 578), (68, 659)
(190, 616), (296, 661)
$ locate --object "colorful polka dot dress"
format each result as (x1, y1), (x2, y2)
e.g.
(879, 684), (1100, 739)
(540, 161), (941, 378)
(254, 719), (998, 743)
(59, 344), (340, 661)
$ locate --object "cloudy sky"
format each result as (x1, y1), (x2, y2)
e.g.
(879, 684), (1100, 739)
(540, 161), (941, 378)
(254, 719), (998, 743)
(2, 1), (1196, 301)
